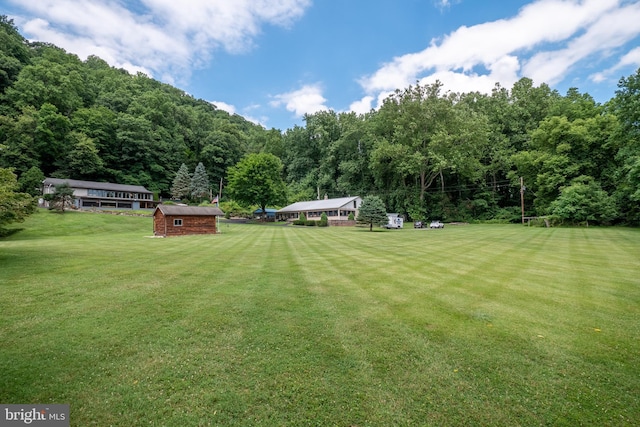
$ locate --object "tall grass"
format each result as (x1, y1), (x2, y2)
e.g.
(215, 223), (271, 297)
(1, 210), (639, 426)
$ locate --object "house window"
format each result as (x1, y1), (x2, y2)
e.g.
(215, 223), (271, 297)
(174, 219), (183, 226)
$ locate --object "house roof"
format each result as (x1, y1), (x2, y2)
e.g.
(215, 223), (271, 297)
(43, 178), (152, 194)
(277, 196), (361, 213)
(155, 205), (225, 216)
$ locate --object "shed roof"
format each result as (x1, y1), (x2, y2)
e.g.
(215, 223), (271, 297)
(154, 205), (225, 216)
(277, 196), (361, 213)
(43, 177), (152, 194)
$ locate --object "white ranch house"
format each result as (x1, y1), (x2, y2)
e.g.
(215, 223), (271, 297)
(277, 196), (362, 223)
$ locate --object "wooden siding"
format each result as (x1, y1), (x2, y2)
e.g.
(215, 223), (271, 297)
(153, 212), (218, 237)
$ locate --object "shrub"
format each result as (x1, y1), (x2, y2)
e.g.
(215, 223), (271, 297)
(348, 213), (355, 221)
(319, 213), (328, 227)
(550, 176), (618, 226)
(305, 220), (317, 226)
(293, 212), (307, 226)
(219, 200), (252, 218)
(490, 207), (521, 223)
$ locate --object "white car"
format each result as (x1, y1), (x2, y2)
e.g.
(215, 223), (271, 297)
(429, 220), (444, 228)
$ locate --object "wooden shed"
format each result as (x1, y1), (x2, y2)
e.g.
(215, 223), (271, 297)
(153, 205), (225, 237)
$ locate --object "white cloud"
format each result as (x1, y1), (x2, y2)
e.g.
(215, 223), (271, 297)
(208, 101), (268, 127)
(239, 104), (270, 127)
(434, 0), (462, 11)
(9, 0), (311, 81)
(138, 0), (311, 54)
(242, 114), (269, 127)
(349, 96), (375, 115)
(523, 1), (640, 85)
(17, 2), (187, 78)
(270, 84), (329, 117)
(617, 47), (640, 69)
(358, 0), (629, 103)
(8, 0), (640, 127)
(210, 101), (236, 115)
(591, 46), (640, 83)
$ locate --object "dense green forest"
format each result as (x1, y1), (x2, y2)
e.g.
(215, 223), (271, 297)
(1, 16), (639, 225)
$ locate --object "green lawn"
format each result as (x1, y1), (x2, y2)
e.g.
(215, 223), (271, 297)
(1, 210), (639, 426)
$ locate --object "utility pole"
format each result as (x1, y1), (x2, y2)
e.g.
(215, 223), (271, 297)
(520, 177), (525, 224)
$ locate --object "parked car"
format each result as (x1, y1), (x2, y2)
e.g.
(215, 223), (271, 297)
(429, 220), (444, 228)
(414, 221), (425, 228)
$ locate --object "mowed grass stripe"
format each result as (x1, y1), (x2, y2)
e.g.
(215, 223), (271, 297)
(279, 228), (547, 423)
(209, 226), (640, 426)
(298, 228), (564, 424)
(0, 211), (639, 425)
(278, 228), (449, 424)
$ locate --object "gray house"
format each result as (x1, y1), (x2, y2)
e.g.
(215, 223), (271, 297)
(42, 178), (158, 210)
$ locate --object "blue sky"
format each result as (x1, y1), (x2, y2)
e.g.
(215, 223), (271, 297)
(2, 0), (640, 131)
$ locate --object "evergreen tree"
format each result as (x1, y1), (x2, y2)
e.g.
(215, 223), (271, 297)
(356, 195), (388, 231)
(170, 163), (191, 200)
(47, 183), (74, 213)
(190, 162), (210, 202)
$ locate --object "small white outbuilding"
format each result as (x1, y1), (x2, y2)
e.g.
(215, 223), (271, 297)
(384, 213), (404, 229)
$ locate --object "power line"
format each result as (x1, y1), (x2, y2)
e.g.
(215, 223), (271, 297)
(420, 180), (518, 194)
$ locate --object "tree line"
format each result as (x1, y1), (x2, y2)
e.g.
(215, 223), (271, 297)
(1, 15), (639, 227)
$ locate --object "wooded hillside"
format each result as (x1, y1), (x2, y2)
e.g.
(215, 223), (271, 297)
(1, 16), (638, 224)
